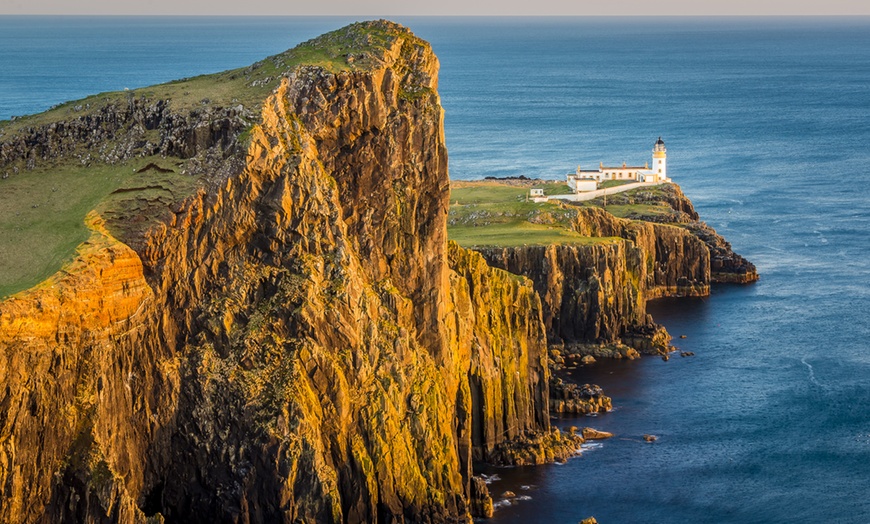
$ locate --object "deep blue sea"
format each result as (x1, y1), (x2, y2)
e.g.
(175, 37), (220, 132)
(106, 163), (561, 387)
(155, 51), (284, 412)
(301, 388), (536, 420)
(3, 16), (870, 524)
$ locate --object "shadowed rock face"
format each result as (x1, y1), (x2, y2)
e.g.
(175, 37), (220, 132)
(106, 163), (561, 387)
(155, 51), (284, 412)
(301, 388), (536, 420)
(0, 21), (555, 524)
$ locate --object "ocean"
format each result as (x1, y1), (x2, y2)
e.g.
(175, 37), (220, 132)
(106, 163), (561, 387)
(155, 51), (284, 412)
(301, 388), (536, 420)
(3, 15), (870, 523)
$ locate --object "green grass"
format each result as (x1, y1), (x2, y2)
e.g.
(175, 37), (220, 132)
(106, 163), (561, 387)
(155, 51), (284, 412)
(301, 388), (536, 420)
(597, 203), (677, 219)
(450, 221), (620, 248)
(448, 181), (617, 248)
(0, 157), (194, 298)
(542, 182), (571, 195)
(599, 180), (634, 189)
(450, 184), (528, 205)
(449, 181), (572, 204)
(581, 184), (682, 220)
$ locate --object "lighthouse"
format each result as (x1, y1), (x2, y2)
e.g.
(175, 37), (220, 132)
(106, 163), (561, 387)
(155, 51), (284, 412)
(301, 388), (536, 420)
(652, 136), (667, 181)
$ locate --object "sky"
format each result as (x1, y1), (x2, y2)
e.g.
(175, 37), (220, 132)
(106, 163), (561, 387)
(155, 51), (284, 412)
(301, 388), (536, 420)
(2, 0), (870, 16)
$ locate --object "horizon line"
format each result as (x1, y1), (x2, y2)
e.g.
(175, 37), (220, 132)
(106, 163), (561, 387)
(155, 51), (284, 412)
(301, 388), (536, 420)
(3, 13), (870, 17)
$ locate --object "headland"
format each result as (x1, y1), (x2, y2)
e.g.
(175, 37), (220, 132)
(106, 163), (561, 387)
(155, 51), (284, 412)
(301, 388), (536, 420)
(0, 20), (756, 523)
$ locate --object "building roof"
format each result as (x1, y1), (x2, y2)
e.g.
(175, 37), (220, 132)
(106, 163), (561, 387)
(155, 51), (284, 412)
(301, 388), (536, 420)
(655, 136), (665, 146)
(601, 166), (646, 170)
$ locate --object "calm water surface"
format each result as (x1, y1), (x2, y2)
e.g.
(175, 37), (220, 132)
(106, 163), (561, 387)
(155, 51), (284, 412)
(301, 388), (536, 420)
(2, 16), (870, 523)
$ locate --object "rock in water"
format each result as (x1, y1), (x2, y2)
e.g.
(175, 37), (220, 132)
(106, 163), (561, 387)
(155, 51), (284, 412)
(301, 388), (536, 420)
(550, 379), (613, 415)
(582, 427), (614, 440)
(469, 476), (494, 518)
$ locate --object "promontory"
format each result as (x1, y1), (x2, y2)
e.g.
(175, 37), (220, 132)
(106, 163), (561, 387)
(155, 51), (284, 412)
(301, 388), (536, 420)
(0, 20), (755, 523)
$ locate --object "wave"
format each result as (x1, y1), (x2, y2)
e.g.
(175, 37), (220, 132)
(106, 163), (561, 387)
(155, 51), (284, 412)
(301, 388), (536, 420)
(801, 356), (830, 392)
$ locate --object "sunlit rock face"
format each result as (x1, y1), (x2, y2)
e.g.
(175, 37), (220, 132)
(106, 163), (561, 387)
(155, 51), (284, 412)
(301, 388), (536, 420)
(0, 21), (558, 523)
(0, 19), (756, 524)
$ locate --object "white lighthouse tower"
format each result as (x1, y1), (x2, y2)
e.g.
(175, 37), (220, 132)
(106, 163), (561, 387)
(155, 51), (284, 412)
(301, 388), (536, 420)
(652, 136), (667, 182)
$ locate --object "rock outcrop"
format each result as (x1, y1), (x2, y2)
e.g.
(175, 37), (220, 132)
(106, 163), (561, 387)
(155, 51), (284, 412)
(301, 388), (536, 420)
(549, 380), (612, 415)
(684, 221), (758, 283)
(0, 99), (251, 171)
(585, 183), (758, 284)
(0, 21), (563, 524)
(477, 206), (708, 353)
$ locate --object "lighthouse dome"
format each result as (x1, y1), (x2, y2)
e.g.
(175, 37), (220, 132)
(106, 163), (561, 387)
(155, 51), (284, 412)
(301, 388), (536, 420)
(653, 136), (666, 152)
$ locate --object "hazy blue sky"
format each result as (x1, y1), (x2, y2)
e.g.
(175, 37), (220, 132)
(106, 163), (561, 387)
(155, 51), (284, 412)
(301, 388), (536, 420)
(2, 0), (870, 16)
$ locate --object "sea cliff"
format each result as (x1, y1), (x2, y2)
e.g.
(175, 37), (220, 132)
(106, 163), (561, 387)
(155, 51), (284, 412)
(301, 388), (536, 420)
(473, 185), (756, 356)
(0, 21), (571, 523)
(0, 20), (754, 524)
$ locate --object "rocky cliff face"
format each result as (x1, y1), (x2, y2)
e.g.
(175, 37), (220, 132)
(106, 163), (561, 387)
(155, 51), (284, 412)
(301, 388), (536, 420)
(477, 206), (710, 351)
(585, 184), (758, 284)
(0, 21), (561, 524)
(0, 20), (758, 524)
(476, 184), (757, 353)
(0, 99), (251, 172)
(446, 243), (549, 462)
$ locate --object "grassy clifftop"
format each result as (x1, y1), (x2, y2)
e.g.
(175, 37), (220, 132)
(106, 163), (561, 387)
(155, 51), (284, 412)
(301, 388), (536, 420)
(447, 178), (709, 251)
(0, 20), (420, 135)
(0, 20), (423, 299)
(448, 180), (621, 248)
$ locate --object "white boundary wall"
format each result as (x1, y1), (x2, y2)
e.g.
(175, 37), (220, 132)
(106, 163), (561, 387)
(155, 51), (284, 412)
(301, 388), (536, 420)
(549, 181), (669, 202)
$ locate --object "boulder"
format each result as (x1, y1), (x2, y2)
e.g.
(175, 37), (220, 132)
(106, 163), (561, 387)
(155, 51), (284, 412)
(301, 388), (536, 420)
(582, 427), (614, 440)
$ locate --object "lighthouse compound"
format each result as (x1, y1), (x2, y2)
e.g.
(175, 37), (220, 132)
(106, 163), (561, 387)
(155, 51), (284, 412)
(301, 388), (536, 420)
(566, 137), (671, 193)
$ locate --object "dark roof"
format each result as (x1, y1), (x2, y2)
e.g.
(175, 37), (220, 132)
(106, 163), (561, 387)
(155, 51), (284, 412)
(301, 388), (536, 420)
(655, 136), (665, 146)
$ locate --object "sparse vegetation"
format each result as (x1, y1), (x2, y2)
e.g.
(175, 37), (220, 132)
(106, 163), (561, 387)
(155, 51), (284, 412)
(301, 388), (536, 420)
(578, 183), (684, 221)
(593, 203), (677, 220)
(0, 21), (414, 137)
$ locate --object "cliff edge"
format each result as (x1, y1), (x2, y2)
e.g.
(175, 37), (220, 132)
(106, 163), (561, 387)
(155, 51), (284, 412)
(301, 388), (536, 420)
(0, 21), (566, 523)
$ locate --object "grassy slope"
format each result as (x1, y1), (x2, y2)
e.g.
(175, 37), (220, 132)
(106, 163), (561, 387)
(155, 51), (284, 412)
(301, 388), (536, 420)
(0, 157), (195, 298)
(0, 21), (415, 299)
(448, 181), (619, 248)
(599, 179), (634, 189)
